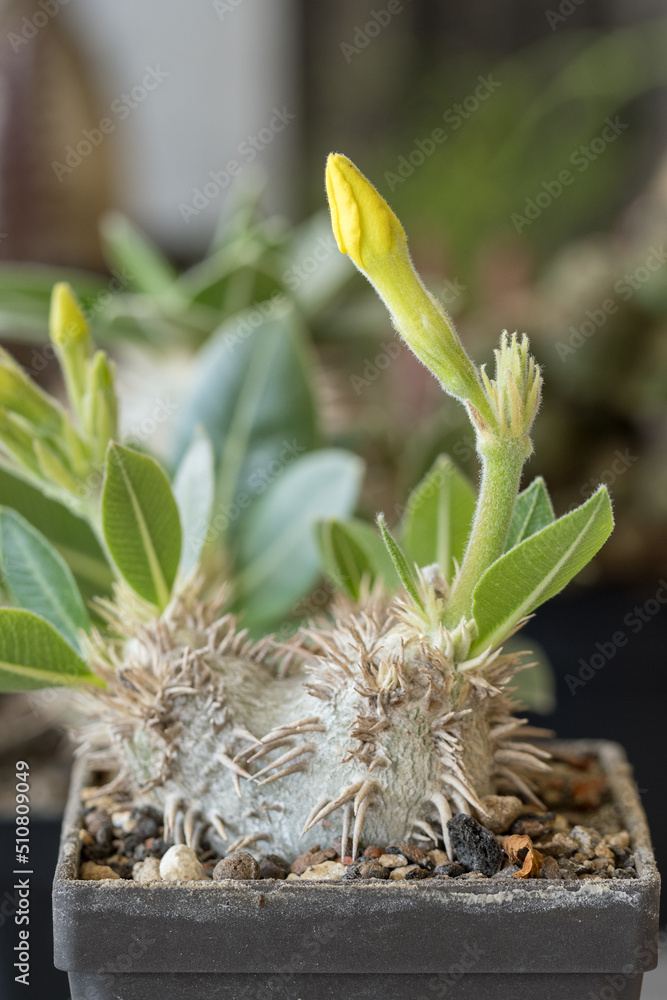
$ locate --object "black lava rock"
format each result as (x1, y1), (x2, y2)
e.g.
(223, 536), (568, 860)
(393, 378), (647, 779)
(95, 821), (114, 849)
(434, 862), (466, 878)
(447, 814), (503, 877)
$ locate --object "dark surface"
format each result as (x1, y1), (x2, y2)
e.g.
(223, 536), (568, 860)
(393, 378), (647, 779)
(0, 819), (70, 1000)
(66, 970), (645, 1000)
(52, 742), (660, 999)
(523, 583), (667, 920)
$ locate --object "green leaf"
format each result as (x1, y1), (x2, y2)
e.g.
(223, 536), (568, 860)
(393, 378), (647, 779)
(377, 513), (424, 610)
(400, 455), (475, 579)
(0, 465), (112, 600)
(234, 450), (363, 627)
(505, 476), (555, 551)
(0, 509), (90, 651)
(173, 427), (215, 580)
(0, 609), (103, 691)
(471, 487), (613, 654)
(102, 444), (182, 609)
(316, 518), (395, 600)
(171, 307), (318, 533)
(100, 213), (178, 296)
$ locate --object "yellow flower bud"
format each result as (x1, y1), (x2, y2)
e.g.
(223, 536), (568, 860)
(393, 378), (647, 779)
(326, 153), (405, 270)
(49, 283), (93, 417)
(325, 154), (491, 419)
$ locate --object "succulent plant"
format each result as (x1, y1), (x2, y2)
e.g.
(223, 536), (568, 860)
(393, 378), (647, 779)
(0, 157), (613, 862)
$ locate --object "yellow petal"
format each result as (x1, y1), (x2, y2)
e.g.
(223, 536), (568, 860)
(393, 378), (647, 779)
(325, 153), (403, 270)
(49, 282), (89, 347)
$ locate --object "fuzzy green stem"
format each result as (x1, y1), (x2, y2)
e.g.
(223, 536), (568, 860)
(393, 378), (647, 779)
(444, 438), (527, 627)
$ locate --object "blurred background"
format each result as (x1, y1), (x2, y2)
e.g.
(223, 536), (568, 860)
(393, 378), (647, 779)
(0, 0), (665, 994)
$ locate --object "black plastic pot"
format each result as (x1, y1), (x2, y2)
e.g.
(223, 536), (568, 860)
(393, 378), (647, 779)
(53, 741), (660, 999)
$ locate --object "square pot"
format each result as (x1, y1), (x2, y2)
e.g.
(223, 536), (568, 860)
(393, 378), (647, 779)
(53, 740), (660, 1000)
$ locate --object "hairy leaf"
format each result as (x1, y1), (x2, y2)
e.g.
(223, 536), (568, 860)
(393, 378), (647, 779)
(234, 450), (363, 627)
(171, 307), (318, 535)
(102, 444), (182, 609)
(0, 465), (112, 599)
(316, 518), (395, 600)
(0, 609), (103, 691)
(471, 487), (613, 654)
(173, 427), (215, 580)
(377, 513), (424, 610)
(0, 509), (90, 651)
(505, 477), (555, 551)
(400, 455), (475, 578)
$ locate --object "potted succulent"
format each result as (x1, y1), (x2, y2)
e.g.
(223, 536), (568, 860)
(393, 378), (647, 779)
(0, 156), (659, 999)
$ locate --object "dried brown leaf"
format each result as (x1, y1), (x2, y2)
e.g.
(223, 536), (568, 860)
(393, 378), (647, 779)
(503, 834), (544, 879)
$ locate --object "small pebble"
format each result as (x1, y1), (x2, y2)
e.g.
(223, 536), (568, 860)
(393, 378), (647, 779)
(212, 852), (260, 881)
(434, 862), (466, 878)
(378, 853), (408, 869)
(541, 856), (560, 879)
(159, 844), (206, 881)
(404, 865), (432, 880)
(362, 845), (384, 859)
(259, 857), (288, 880)
(79, 829), (94, 847)
(491, 864), (522, 879)
(569, 825), (601, 858)
(385, 843), (427, 865)
(80, 861), (120, 881)
(510, 813), (554, 840)
(607, 831), (630, 851)
(594, 843), (615, 861)
(447, 814), (503, 877)
(111, 810), (135, 833)
(390, 865), (419, 880)
(341, 859), (389, 881)
(290, 846), (336, 874)
(132, 858), (162, 884)
(299, 861), (346, 881)
(478, 795), (524, 834)
(286, 873), (300, 880)
(84, 808), (111, 838)
(427, 850), (449, 868)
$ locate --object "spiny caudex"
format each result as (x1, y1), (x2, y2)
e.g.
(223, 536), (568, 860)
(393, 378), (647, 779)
(0, 163), (613, 862)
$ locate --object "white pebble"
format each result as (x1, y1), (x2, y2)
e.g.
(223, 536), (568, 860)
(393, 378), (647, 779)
(111, 810), (136, 833)
(133, 858), (163, 884)
(378, 853), (408, 869)
(390, 864), (419, 880)
(299, 861), (346, 881)
(159, 844), (206, 881)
